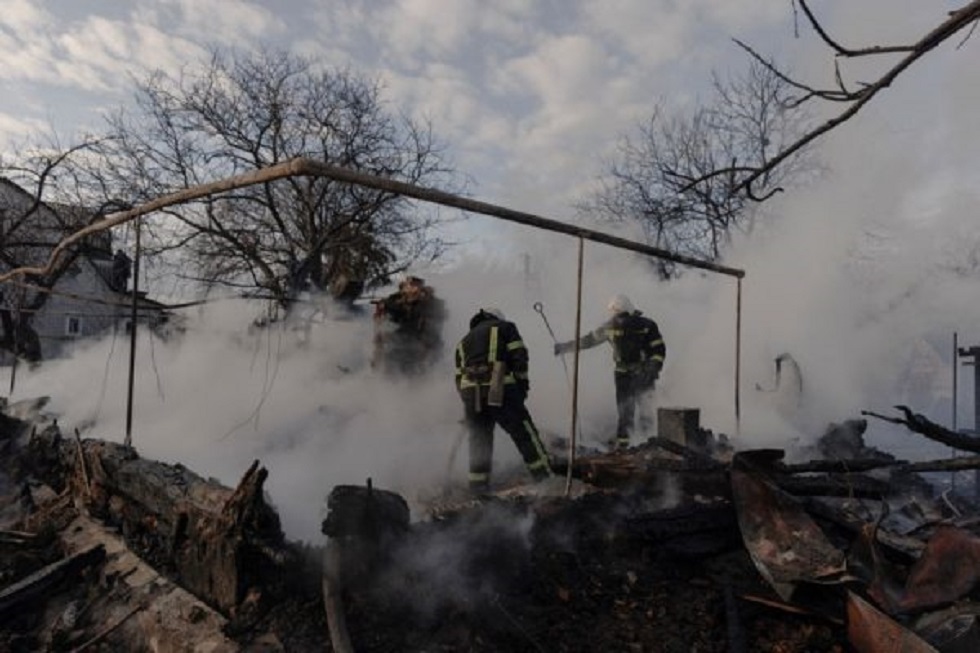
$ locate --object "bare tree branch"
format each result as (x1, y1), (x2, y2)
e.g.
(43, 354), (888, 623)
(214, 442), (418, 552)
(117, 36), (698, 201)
(682, 1), (980, 198)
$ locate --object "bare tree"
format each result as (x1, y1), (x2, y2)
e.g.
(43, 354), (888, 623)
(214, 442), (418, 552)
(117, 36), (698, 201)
(684, 0), (980, 200)
(0, 139), (117, 361)
(83, 48), (456, 311)
(582, 59), (813, 277)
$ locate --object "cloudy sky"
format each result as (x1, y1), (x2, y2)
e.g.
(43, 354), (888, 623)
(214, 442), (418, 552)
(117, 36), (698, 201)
(5, 1), (980, 540)
(1, 1), (975, 216)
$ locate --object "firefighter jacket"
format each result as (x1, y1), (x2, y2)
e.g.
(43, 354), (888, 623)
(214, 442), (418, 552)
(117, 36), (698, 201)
(572, 310), (665, 374)
(455, 317), (530, 395)
(376, 287), (446, 352)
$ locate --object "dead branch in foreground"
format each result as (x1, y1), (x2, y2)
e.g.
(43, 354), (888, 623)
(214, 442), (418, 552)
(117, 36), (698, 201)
(863, 406), (980, 454)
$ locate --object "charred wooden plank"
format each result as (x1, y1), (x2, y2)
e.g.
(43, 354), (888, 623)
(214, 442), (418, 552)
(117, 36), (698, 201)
(625, 502), (741, 557)
(772, 473), (890, 499)
(782, 456), (980, 474)
(0, 544), (105, 619)
(24, 425), (291, 615)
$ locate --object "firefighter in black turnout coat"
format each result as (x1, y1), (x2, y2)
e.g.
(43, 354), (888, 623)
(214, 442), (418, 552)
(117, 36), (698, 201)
(555, 294), (666, 450)
(455, 308), (554, 492)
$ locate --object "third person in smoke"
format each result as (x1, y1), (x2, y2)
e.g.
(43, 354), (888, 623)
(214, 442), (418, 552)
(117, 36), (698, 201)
(455, 308), (555, 493)
(554, 294), (666, 450)
(372, 275), (446, 376)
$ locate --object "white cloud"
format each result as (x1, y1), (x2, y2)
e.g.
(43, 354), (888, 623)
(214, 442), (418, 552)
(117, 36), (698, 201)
(0, 0), (54, 33)
(158, 0), (287, 45)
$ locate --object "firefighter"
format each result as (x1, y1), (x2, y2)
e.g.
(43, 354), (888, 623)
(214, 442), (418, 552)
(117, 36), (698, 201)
(554, 294), (666, 450)
(372, 275), (446, 376)
(455, 308), (554, 493)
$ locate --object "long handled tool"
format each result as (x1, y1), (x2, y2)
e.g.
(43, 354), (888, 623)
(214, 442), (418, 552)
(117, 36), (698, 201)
(533, 302), (571, 384)
(533, 301), (588, 443)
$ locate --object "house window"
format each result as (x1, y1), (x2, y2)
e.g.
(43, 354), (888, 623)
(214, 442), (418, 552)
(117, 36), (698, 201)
(66, 316), (82, 336)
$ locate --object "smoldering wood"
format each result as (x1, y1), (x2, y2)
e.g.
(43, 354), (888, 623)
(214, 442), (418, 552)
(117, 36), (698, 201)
(646, 436), (725, 470)
(0, 544), (105, 619)
(0, 529), (41, 548)
(782, 455), (980, 475)
(574, 445), (891, 500)
(321, 483), (409, 653)
(24, 424), (291, 615)
(773, 473), (890, 499)
(322, 540), (355, 653)
(625, 502), (742, 557)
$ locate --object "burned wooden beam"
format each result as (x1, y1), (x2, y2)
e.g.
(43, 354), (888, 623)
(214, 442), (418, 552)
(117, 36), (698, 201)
(780, 459), (898, 474)
(773, 473), (889, 499)
(0, 529), (40, 548)
(23, 424), (293, 616)
(645, 436), (726, 470)
(782, 456), (980, 475)
(625, 502), (742, 557)
(0, 544), (105, 619)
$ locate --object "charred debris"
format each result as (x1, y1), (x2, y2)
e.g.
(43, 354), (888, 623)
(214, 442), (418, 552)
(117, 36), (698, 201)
(3, 398), (980, 652)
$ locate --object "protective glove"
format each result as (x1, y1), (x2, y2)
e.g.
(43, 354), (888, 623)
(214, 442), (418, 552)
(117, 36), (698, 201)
(554, 341), (571, 356)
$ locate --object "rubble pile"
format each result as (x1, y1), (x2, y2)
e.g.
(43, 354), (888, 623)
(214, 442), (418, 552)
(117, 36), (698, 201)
(3, 398), (980, 652)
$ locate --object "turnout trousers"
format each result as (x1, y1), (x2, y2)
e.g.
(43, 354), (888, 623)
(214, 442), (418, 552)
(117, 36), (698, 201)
(613, 369), (657, 449)
(460, 387), (552, 491)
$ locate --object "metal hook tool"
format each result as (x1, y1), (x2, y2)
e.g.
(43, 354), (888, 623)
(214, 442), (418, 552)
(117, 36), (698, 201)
(533, 301), (574, 388)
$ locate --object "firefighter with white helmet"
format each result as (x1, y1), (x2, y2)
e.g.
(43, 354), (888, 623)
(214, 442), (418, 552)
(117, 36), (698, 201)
(455, 307), (554, 493)
(555, 294), (666, 449)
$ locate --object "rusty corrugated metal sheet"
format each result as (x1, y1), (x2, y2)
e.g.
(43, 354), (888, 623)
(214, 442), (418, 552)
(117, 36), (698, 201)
(847, 591), (938, 653)
(731, 453), (847, 601)
(899, 525), (980, 614)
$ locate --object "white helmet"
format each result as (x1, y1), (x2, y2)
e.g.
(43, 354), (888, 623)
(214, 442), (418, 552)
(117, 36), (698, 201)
(483, 307), (505, 320)
(607, 294), (634, 314)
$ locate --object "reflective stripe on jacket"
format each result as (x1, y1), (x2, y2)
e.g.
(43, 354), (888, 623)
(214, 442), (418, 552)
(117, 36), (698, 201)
(576, 311), (665, 373)
(455, 318), (529, 390)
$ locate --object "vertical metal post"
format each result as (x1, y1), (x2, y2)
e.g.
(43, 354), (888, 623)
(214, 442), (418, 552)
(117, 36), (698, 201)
(8, 295), (21, 395)
(952, 332), (959, 490)
(958, 344), (980, 501)
(566, 237), (584, 497)
(953, 332), (959, 432)
(973, 347), (980, 503)
(124, 218), (141, 448)
(735, 277), (742, 436)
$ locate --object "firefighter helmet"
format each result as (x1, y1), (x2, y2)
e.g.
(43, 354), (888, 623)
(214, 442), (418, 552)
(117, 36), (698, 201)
(607, 294), (634, 314)
(469, 307), (505, 329)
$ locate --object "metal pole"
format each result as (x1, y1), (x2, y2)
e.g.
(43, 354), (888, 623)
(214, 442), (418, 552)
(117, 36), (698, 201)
(974, 349), (980, 503)
(2, 158), (744, 286)
(124, 218), (141, 448)
(735, 277), (742, 435)
(566, 237), (584, 497)
(953, 332), (959, 490)
(8, 298), (20, 395)
(953, 332), (959, 432)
